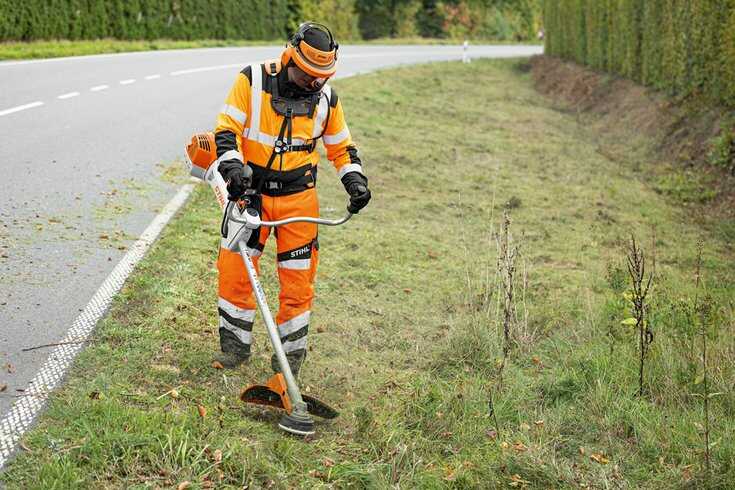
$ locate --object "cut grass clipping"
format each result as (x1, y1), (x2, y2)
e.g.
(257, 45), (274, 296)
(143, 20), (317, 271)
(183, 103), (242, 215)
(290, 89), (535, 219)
(3, 59), (735, 488)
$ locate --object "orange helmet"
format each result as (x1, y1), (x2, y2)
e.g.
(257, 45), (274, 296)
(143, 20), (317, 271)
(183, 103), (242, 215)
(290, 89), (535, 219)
(280, 22), (339, 80)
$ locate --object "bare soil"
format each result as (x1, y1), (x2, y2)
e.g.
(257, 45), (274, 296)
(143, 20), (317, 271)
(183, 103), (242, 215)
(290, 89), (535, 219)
(530, 55), (735, 218)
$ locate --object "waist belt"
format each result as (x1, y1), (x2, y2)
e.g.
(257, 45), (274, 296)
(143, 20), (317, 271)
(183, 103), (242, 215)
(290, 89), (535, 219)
(248, 162), (317, 197)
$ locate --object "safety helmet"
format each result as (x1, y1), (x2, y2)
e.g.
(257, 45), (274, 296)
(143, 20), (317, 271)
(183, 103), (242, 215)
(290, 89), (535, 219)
(281, 22), (339, 80)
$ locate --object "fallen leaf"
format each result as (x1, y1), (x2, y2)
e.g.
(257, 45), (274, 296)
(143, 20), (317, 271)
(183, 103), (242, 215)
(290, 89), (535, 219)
(403, 288), (412, 293)
(170, 389), (179, 399)
(316, 326), (325, 333)
(436, 411), (444, 419)
(531, 356), (541, 366)
(512, 442), (528, 452)
(214, 449), (222, 464)
(323, 457), (335, 468)
(440, 431), (453, 438)
(500, 441), (509, 449)
(99, 234), (109, 240)
(198, 405), (207, 418)
(509, 474), (530, 487)
(19, 442), (33, 453)
(0, 384), (7, 392)
(443, 468), (456, 481)
(519, 423), (530, 431)
(308, 469), (324, 478)
(590, 453), (609, 464)
(534, 420), (545, 427)
(89, 391), (102, 400)
(485, 429), (497, 439)
(5, 363), (14, 374)
(177, 482), (191, 490)
(579, 446), (586, 456)
(428, 251), (438, 259)
(212, 361), (224, 370)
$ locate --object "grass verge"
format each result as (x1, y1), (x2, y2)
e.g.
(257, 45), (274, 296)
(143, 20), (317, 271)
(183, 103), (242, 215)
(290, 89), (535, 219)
(2, 59), (734, 488)
(0, 38), (539, 61)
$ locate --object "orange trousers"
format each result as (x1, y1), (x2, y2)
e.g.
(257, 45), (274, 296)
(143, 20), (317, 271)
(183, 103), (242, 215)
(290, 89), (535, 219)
(216, 188), (319, 357)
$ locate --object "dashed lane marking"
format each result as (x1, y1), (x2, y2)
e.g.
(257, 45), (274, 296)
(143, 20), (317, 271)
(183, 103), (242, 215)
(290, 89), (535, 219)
(57, 92), (80, 100)
(170, 63), (242, 76)
(0, 183), (195, 470)
(144, 74), (161, 80)
(119, 79), (136, 85)
(0, 101), (44, 117)
(90, 84), (109, 92)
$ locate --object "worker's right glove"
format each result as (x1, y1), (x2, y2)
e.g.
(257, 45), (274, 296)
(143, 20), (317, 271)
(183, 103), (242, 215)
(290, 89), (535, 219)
(341, 171), (371, 214)
(219, 162), (253, 201)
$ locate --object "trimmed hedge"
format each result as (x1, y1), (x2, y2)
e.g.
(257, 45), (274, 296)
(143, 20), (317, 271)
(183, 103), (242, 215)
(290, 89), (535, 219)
(0, 0), (540, 43)
(543, 0), (735, 107)
(0, 0), (299, 41)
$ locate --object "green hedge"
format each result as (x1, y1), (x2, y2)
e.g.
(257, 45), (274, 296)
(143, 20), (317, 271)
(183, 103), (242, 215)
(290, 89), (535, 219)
(0, 0), (540, 43)
(544, 0), (735, 107)
(0, 0), (299, 41)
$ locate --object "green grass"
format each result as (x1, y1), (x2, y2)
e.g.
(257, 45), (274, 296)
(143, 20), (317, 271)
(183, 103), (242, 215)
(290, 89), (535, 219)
(0, 37), (532, 61)
(2, 59), (734, 489)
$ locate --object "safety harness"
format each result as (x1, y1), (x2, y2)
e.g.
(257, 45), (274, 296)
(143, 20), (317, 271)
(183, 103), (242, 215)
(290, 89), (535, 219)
(250, 61), (331, 197)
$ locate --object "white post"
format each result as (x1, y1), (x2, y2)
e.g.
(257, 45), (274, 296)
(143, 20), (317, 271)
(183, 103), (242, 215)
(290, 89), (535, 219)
(462, 40), (470, 64)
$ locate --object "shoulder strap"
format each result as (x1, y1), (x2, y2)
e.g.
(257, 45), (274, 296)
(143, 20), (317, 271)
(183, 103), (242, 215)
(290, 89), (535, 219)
(247, 63), (263, 143)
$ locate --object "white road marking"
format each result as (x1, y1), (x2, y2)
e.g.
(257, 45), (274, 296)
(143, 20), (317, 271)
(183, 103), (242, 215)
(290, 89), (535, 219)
(57, 92), (80, 100)
(0, 101), (44, 117)
(119, 79), (136, 85)
(170, 63), (242, 76)
(144, 74), (161, 80)
(0, 183), (195, 469)
(90, 84), (109, 92)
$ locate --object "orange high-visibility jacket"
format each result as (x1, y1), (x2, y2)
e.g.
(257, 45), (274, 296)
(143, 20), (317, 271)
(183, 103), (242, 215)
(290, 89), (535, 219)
(214, 63), (363, 180)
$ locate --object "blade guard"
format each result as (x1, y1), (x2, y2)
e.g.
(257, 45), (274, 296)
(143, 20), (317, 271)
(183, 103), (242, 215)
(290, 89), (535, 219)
(240, 374), (339, 419)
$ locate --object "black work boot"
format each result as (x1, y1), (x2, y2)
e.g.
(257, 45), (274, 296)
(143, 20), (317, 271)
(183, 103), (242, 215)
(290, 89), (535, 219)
(213, 350), (251, 369)
(271, 349), (306, 378)
(216, 328), (251, 369)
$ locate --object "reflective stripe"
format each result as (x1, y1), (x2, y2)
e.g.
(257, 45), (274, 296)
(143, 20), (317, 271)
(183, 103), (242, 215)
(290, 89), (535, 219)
(278, 258), (311, 270)
(220, 316), (253, 345)
(254, 132), (307, 148)
(248, 63), (262, 143)
(282, 336), (307, 353)
(220, 104), (247, 126)
(278, 311), (310, 337)
(323, 126), (350, 145)
(338, 164), (364, 178)
(312, 85), (331, 138)
(219, 149), (243, 163)
(218, 297), (256, 322)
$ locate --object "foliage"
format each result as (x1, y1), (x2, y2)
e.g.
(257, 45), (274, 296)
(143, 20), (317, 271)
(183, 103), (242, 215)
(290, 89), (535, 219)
(544, 0), (735, 108)
(0, 0), (540, 42)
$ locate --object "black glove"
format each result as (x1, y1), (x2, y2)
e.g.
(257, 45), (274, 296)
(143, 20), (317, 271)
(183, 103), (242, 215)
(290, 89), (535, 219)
(219, 162), (252, 201)
(341, 172), (371, 214)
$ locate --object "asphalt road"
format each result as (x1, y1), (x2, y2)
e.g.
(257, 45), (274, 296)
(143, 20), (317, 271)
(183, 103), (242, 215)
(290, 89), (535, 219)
(0, 44), (542, 416)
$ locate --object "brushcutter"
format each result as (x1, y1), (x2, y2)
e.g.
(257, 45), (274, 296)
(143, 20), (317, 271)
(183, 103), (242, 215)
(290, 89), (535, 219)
(186, 132), (349, 436)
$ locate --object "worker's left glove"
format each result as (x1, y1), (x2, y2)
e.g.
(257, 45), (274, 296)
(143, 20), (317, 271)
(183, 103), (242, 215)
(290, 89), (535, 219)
(341, 172), (371, 214)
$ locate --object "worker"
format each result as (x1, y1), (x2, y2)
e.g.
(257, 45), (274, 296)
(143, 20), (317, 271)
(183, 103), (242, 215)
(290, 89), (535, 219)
(212, 22), (371, 375)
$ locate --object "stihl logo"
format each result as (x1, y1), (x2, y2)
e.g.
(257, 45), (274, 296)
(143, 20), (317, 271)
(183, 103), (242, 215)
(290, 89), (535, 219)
(290, 245), (310, 258)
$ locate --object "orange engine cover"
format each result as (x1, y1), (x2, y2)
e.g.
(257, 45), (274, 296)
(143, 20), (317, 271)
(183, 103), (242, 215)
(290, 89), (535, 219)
(186, 132), (217, 178)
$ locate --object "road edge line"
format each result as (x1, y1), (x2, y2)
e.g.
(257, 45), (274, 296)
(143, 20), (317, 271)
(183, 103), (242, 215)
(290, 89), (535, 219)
(0, 183), (195, 470)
